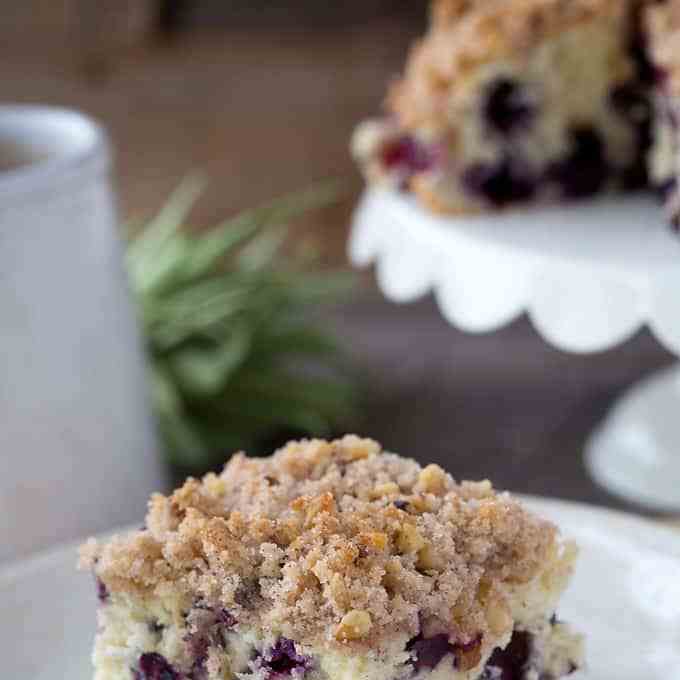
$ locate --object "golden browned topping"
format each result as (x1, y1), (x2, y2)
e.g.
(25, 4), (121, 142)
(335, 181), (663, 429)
(81, 436), (560, 651)
(388, 0), (631, 130)
(647, 0), (680, 94)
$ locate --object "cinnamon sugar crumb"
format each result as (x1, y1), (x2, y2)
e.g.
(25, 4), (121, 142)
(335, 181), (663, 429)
(80, 436), (559, 651)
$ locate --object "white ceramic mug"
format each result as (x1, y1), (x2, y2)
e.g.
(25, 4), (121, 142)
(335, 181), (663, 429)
(0, 106), (164, 564)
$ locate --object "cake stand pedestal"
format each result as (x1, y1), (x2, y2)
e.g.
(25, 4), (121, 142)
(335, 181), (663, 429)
(350, 189), (680, 512)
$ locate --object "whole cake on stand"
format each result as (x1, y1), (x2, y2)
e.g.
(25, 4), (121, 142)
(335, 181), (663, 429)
(350, 0), (680, 511)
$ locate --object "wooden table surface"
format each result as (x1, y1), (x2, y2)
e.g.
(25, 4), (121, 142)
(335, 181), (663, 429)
(328, 292), (677, 517)
(2, 19), (678, 517)
(0, 19), (418, 253)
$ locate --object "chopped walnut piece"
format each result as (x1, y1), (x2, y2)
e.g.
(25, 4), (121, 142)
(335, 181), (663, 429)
(370, 482), (401, 498)
(337, 434), (380, 462)
(417, 543), (443, 571)
(357, 532), (388, 551)
(395, 524), (426, 554)
(417, 464), (449, 494)
(335, 610), (372, 640)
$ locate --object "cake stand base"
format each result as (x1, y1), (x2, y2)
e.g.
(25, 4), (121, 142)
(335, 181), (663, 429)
(586, 365), (680, 512)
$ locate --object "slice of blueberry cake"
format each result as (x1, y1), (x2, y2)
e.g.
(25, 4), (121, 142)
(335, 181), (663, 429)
(80, 436), (583, 680)
(352, 0), (654, 214)
(646, 0), (680, 229)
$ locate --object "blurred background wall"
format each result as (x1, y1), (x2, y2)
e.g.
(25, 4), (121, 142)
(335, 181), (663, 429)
(0, 0), (424, 255)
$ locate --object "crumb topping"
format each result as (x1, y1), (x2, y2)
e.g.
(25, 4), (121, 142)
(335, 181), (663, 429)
(388, 0), (631, 131)
(80, 436), (560, 652)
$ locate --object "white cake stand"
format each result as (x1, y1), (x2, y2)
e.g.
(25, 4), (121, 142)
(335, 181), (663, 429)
(350, 188), (680, 512)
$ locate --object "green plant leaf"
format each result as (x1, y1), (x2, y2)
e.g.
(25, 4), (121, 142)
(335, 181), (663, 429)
(177, 179), (344, 281)
(236, 226), (287, 272)
(127, 175), (205, 281)
(251, 325), (342, 359)
(128, 178), (358, 470)
(179, 222), (260, 282)
(159, 414), (210, 467)
(133, 233), (194, 296)
(168, 325), (251, 396)
(149, 358), (182, 418)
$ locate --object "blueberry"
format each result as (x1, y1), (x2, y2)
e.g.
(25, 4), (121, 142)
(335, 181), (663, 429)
(134, 652), (178, 680)
(482, 631), (532, 680)
(609, 83), (652, 189)
(483, 78), (535, 135)
(235, 580), (260, 608)
(457, 634), (482, 653)
(609, 83), (650, 123)
(381, 136), (438, 174)
(671, 213), (680, 234)
(183, 602), (236, 673)
(260, 638), (310, 678)
(95, 577), (109, 604)
(187, 635), (210, 672)
(622, 158), (650, 191)
(658, 177), (678, 199)
(629, 22), (656, 85)
(392, 500), (409, 511)
(407, 633), (483, 671)
(655, 66), (670, 87)
(216, 609), (236, 627)
(191, 600), (236, 627)
(462, 157), (536, 207)
(547, 127), (609, 198)
(149, 620), (165, 635)
(407, 633), (455, 671)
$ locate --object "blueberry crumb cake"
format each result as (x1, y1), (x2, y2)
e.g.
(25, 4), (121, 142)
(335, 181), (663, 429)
(352, 0), (677, 217)
(80, 436), (583, 680)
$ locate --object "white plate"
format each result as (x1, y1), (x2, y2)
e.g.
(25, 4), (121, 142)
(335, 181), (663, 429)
(2, 497), (679, 679)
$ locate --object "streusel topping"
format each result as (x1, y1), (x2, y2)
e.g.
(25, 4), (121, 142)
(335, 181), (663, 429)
(81, 437), (560, 652)
(389, 0), (631, 130)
